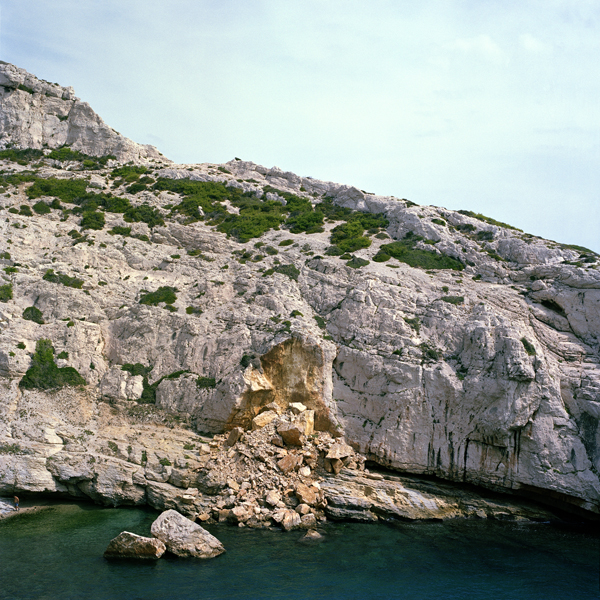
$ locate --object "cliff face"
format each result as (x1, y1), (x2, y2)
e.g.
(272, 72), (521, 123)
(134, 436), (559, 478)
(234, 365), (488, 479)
(0, 64), (598, 519)
(0, 62), (164, 163)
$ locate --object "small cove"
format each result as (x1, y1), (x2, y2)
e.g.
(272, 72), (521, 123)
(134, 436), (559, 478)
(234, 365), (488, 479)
(0, 502), (598, 600)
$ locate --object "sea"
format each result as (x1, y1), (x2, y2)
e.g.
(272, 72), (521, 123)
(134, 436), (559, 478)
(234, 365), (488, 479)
(0, 502), (598, 600)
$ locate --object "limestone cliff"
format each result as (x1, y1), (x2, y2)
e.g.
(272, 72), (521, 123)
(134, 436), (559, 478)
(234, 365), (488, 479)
(0, 62), (164, 163)
(0, 63), (598, 521)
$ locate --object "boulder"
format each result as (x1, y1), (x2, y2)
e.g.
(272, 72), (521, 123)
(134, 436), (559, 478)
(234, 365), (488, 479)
(252, 410), (278, 430)
(104, 531), (166, 559)
(288, 402), (307, 414)
(300, 513), (317, 529)
(150, 509), (225, 559)
(226, 427), (243, 447)
(295, 410), (314, 436)
(265, 489), (281, 507)
(277, 422), (305, 446)
(299, 528), (323, 542)
(273, 508), (301, 530)
(327, 442), (354, 460)
(295, 482), (317, 505)
(277, 454), (301, 475)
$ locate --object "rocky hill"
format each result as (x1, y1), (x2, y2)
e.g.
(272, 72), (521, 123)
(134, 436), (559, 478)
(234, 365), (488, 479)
(0, 63), (598, 525)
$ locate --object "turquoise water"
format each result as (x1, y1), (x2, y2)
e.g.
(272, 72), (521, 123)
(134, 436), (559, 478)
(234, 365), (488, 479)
(0, 503), (598, 600)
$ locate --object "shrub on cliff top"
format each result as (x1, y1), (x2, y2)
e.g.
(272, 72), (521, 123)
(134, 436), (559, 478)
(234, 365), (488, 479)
(19, 339), (86, 390)
(23, 306), (44, 324)
(139, 286), (177, 306)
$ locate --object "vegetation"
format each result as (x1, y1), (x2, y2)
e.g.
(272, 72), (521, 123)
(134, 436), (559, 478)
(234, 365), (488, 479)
(33, 201), (51, 215)
(263, 264), (300, 281)
(0, 283), (13, 302)
(420, 342), (441, 361)
(48, 147), (116, 170)
(0, 148), (44, 164)
(27, 178), (88, 202)
(80, 210), (105, 230)
(196, 376), (216, 389)
(403, 317), (421, 334)
(139, 286), (177, 306)
(23, 306), (44, 324)
(314, 315), (326, 329)
(123, 203), (164, 228)
(346, 256), (369, 268)
(375, 233), (464, 271)
(43, 269), (84, 289)
(458, 210), (522, 232)
(521, 338), (536, 356)
(431, 218), (446, 226)
(19, 339), (86, 390)
(441, 296), (464, 305)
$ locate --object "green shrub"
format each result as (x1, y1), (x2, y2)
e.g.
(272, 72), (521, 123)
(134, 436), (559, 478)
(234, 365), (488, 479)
(278, 239), (294, 247)
(125, 182), (147, 194)
(23, 306), (44, 324)
(197, 376), (216, 389)
(441, 296), (464, 305)
(122, 363), (152, 377)
(159, 457), (172, 467)
(0, 283), (13, 302)
(403, 317), (420, 334)
(4, 266), (18, 274)
(476, 230), (494, 241)
(27, 178), (88, 202)
(19, 204), (33, 216)
(521, 338), (536, 356)
(110, 165), (148, 182)
(43, 269), (84, 289)
(186, 306), (202, 315)
(314, 315), (326, 329)
(19, 339), (86, 390)
(458, 210), (522, 232)
(372, 252), (390, 262)
(346, 256), (369, 268)
(325, 245), (344, 256)
(80, 210), (105, 230)
(290, 310), (303, 317)
(432, 218), (446, 226)
(0, 148), (44, 165)
(263, 264), (300, 281)
(457, 223), (476, 233)
(139, 286), (177, 306)
(379, 233), (464, 271)
(33, 201), (51, 215)
(420, 342), (440, 361)
(123, 204), (164, 228)
(57, 351), (69, 360)
(264, 245), (278, 255)
(442, 286), (449, 293)
(109, 226), (132, 236)
(17, 342), (26, 350)
(0, 252), (10, 260)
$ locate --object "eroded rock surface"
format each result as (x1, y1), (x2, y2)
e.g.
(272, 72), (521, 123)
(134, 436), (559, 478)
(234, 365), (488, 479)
(104, 531), (166, 559)
(150, 509), (224, 558)
(0, 63), (598, 521)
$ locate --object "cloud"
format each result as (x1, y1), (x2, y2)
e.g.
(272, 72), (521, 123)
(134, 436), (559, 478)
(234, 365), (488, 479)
(519, 33), (551, 53)
(450, 34), (507, 64)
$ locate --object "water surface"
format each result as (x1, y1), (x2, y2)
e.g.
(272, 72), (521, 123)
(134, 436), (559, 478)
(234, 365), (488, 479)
(0, 503), (597, 600)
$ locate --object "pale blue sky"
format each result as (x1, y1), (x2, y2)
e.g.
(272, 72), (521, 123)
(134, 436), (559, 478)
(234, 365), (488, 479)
(2, 1), (599, 251)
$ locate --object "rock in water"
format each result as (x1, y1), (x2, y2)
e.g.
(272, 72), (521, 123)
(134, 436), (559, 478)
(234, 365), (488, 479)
(104, 531), (166, 559)
(150, 509), (225, 559)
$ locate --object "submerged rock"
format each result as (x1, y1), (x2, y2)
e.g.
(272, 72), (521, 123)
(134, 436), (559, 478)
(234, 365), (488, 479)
(150, 509), (225, 559)
(103, 531), (166, 559)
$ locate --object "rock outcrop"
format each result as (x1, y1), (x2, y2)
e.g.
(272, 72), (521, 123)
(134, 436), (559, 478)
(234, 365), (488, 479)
(0, 62), (165, 163)
(150, 509), (225, 558)
(0, 63), (598, 521)
(104, 531), (166, 559)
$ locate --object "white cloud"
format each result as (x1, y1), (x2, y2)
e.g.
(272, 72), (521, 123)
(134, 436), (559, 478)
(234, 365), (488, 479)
(519, 33), (551, 53)
(450, 34), (507, 64)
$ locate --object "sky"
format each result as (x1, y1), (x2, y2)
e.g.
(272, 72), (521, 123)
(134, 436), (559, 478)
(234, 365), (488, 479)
(2, 0), (599, 252)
